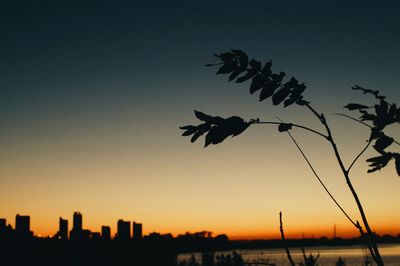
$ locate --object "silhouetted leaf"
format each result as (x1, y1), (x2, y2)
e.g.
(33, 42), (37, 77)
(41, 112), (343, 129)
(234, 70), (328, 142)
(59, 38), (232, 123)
(229, 67), (245, 81)
(204, 116), (250, 147)
(369, 128), (382, 141)
(352, 85), (387, 100)
(296, 99), (310, 106)
(395, 154), (400, 176)
(249, 59), (261, 71)
(249, 74), (265, 94)
(375, 100), (388, 117)
(283, 77), (298, 89)
(224, 116), (250, 136)
(360, 113), (376, 121)
(182, 111), (251, 147)
(344, 103), (369, 110)
(366, 154), (392, 173)
(261, 60), (272, 77)
(215, 52), (234, 63)
(291, 83), (306, 96)
(194, 110), (212, 122)
(180, 125), (197, 136)
(216, 63), (236, 74)
(374, 134), (393, 153)
(259, 84), (275, 101)
(271, 72), (285, 83)
(231, 49), (248, 67)
(388, 103), (397, 117)
(272, 88), (291, 105)
(278, 123), (293, 132)
(191, 132), (202, 143)
(283, 95), (299, 107)
(205, 126), (227, 147)
(235, 70), (257, 83)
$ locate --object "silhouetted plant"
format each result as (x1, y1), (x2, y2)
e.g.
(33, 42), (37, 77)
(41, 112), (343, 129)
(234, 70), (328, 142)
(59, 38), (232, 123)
(341, 86), (400, 174)
(299, 247), (319, 266)
(178, 252), (245, 266)
(279, 212), (295, 266)
(335, 256), (346, 266)
(279, 212), (319, 266)
(180, 50), (399, 266)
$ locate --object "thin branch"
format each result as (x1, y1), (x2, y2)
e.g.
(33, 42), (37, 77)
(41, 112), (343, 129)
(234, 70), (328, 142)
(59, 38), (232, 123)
(253, 121), (328, 139)
(347, 141), (372, 174)
(306, 103), (323, 121)
(319, 114), (384, 266)
(357, 221), (379, 264)
(285, 130), (358, 228)
(279, 212), (295, 266)
(334, 113), (400, 146)
(334, 113), (372, 128)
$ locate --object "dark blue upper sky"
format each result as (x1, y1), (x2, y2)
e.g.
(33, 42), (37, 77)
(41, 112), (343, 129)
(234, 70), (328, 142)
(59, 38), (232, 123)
(2, 0), (400, 155)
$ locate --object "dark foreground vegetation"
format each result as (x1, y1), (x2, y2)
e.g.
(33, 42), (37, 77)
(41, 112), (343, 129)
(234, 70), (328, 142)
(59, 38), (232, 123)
(1, 234), (399, 266)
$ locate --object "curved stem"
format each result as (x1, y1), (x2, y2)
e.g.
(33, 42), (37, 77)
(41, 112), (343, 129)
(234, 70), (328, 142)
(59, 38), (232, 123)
(334, 113), (372, 128)
(286, 130), (358, 228)
(347, 141), (372, 174)
(334, 113), (400, 146)
(302, 104), (384, 266)
(253, 121), (328, 139)
(320, 114), (384, 266)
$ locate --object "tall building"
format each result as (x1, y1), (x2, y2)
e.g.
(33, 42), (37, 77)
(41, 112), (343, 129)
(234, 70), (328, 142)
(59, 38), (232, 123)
(101, 226), (111, 240)
(0, 218), (6, 237)
(73, 212), (82, 231)
(117, 219), (130, 240)
(15, 214), (32, 238)
(70, 212), (90, 240)
(58, 217), (68, 240)
(133, 222), (143, 240)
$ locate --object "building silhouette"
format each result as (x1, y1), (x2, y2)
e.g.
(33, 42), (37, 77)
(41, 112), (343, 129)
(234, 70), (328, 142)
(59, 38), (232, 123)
(91, 232), (101, 240)
(73, 212), (82, 231)
(116, 219), (130, 240)
(15, 214), (32, 238)
(133, 222), (143, 240)
(0, 218), (6, 237)
(101, 226), (111, 240)
(70, 212), (90, 240)
(56, 217), (68, 240)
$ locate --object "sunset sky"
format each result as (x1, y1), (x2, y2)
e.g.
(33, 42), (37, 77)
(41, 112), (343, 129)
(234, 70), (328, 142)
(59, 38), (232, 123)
(1, 1), (400, 239)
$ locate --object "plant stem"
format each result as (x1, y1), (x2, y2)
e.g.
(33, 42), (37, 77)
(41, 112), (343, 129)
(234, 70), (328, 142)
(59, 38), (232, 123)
(286, 130), (358, 228)
(253, 121), (328, 139)
(334, 113), (400, 147)
(279, 212), (295, 266)
(306, 103), (384, 266)
(347, 141), (372, 174)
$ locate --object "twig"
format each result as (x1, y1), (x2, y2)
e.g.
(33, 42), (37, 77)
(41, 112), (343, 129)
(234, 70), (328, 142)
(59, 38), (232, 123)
(334, 113), (372, 128)
(253, 121), (328, 139)
(285, 130), (358, 228)
(279, 212), (295, 266)
(334, 113), (400, 147)
(347, 141), (372, 174)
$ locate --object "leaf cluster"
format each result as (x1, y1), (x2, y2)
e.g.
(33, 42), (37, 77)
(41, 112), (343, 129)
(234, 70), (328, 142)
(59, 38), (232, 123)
(180, 111), (251, 147)
(344, 85), (400, 175)
(207, 50), (309, 107)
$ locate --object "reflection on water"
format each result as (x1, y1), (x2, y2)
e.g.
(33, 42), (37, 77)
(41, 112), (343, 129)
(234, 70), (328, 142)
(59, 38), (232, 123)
(178, 244), (400, 265)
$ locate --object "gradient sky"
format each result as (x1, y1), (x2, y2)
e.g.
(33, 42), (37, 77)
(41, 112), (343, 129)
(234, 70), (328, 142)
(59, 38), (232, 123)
(1, 0), (400, 239)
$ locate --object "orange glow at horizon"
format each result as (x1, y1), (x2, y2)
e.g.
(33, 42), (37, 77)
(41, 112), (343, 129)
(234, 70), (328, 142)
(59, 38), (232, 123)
(2, 210), (399, 241)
